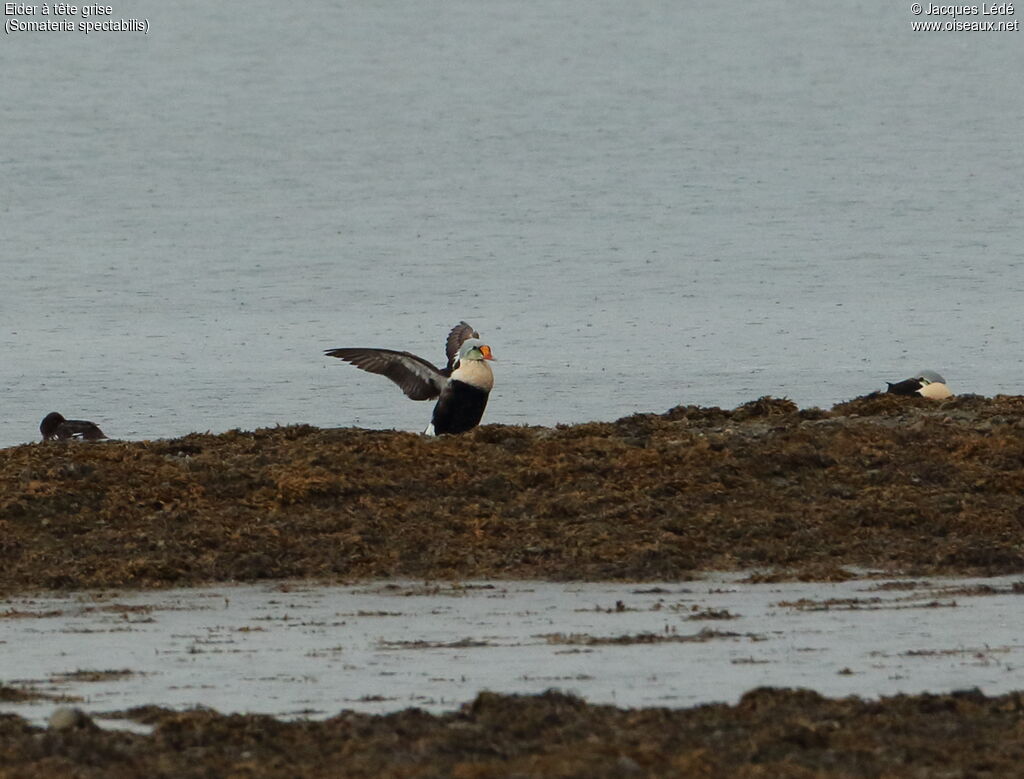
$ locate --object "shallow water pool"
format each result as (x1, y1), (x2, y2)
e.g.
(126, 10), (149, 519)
(2, 574), (1021, 727)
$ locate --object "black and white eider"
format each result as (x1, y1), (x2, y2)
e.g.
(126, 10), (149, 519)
(886, 370), (953, 400)
(40, 412), (107, 441)
(325, 321), (495, 435)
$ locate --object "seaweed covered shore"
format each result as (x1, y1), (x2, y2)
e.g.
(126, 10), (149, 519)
(4, 394), (1024, 777)
(2, 394), (1023, 593)
(3, 687), (1024, 778)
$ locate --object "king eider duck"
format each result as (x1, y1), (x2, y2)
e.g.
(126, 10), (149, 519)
(886, 370), (953, 400)
(325, 321), (495, 435)
(40, 412), (107, 441)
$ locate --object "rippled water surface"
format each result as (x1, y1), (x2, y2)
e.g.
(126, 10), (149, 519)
(2, 2), (1022, 448)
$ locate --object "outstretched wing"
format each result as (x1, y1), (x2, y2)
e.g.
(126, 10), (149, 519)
(325, 348), (445, 401)
(445, 321), (480, 372)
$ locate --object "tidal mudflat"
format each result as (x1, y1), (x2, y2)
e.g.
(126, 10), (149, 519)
(3, 397), (1024, 774)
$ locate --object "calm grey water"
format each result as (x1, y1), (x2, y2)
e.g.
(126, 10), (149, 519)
(3, 1), (1022, 447)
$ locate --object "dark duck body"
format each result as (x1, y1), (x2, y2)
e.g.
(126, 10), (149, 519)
(40, 412), (107, 441)
(325, 321), (495, 435)
(886, 378), (926, 396)
(432, 377), (490, 435)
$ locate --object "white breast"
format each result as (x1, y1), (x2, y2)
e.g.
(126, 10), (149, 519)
(918, 382), (952, 399)
(451, 359), (494, 391)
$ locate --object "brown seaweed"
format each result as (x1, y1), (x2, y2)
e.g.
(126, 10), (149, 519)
(2, 687), (1024, 777)
(2, 395), (1023, 592)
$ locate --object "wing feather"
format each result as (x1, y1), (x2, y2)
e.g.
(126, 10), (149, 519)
(325, 348), (445, 400)
(445, 321), (480, 372)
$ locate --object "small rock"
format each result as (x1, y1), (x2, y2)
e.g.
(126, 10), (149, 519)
(615, 755), (643, 775)
(49, 706), (94, 731)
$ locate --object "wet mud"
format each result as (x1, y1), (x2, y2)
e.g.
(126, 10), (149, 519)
(2, 394), (1024, 593)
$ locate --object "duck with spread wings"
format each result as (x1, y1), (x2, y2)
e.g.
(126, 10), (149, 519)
(325, 321), (495, 435)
